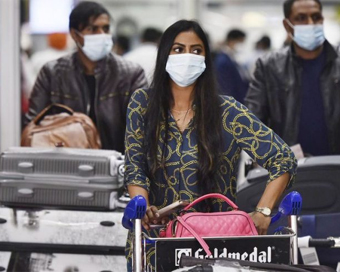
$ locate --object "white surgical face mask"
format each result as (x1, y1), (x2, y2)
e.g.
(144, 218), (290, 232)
(286, 19), (325, 51)
(77, 33), (113, 61)
(234, 42), (246, 54)
(165, 53), (206, 87)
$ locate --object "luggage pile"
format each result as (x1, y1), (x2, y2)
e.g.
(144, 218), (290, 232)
(0, 147), (125, 210)
(0, 147), (128, 271)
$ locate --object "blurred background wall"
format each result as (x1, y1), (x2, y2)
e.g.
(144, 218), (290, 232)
(25, 0), (340, 53)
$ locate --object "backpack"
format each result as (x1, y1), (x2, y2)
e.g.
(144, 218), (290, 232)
(21, 103), (101, 149)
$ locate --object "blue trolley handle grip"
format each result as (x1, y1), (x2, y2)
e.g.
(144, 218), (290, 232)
(270, 212), (282, 224)
(122, 195), (147, 230)
(270, 191), (302, 224)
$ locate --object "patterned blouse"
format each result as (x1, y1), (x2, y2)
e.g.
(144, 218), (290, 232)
(125, 89), (297, 207)
(124, 88), (297, 271)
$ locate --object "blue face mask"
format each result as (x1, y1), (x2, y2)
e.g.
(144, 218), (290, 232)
(286, 19), (325, 51)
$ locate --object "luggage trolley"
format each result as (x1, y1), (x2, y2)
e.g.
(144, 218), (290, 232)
(122, 192), (302, 272)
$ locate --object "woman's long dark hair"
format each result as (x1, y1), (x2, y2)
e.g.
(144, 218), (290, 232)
(145, 20), (223, 197)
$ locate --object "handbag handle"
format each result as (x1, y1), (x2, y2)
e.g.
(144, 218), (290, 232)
(34, 103), (74, 125)
(183, 193), (238, 211)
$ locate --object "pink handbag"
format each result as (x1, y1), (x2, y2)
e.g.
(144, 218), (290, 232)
(159, 193), (258, 256)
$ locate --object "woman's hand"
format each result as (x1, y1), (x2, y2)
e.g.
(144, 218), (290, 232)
(142, 206), (170, 230)
(249, 211), (271, 235)
(250, 173), (290, 235)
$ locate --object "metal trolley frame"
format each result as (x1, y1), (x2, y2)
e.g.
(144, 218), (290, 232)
(122, 192), (302, 272)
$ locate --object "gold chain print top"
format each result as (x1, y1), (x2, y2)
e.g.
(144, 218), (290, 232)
(125, 89), (296, 206)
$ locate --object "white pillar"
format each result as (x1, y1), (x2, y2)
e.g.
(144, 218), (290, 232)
(178, 0), (200, 20)
(0, 0), (21, 152)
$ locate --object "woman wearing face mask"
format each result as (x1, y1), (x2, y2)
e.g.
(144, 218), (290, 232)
(125, 20), (297, 271)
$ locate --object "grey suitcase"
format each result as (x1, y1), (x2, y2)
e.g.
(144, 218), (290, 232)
(0, 207), (127, 247)
(0, 147), (125, 210)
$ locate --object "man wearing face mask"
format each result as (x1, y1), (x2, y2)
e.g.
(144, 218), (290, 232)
(214, 29), (249, 104)
(24, 1), (148, 153)
(245, 0), (340, 156)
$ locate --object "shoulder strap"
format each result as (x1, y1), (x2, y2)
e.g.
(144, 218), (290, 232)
(34, 103), (74, 125)
(177, 216), (212, 256)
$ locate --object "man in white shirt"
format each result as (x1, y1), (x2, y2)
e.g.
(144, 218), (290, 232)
(30, 33), (70, 77)
(124, 27), (162, 85)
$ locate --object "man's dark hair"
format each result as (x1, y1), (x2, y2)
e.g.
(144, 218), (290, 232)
(115, 35), (131, 53)
(69, 1), (110, 31)
(141, 27), (163, 43)
(283, 0), (322, 18)
(256, 35), (271, 50)
(226, 29), (246, 42)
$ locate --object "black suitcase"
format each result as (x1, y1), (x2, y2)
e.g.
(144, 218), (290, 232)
(236, 156), (340, 214)
(236, 156), (340, 269)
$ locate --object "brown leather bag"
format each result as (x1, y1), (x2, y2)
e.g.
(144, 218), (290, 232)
(21, 104), (101, 149)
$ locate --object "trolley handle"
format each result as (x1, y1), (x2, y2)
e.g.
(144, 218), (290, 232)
(271, 191), (302, 224)
(121, 195), (147, 272)
(309, 239), (335, 247)
(298, 236), (340, 248)
(122, 195), (147, 230)
(308, 238), (335, 248)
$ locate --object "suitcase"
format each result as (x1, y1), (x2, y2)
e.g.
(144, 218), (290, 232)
(0, 207), (127, 248)
(236, 156), (340, 214)
(2, 252), (126, 272)
(0, 207), (127, 272)
(0, 147), (125, 210)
